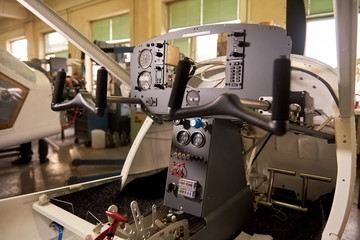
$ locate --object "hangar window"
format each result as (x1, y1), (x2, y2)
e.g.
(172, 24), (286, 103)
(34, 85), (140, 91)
(304, 0), (333, 16)
(304, 0), (360, 68)
(10, 38), (28, 61)
(168, 0), (240, 30)
(91, 14), (131, 92)
(305, 18), (337, 67)
(91, 14), (130, 43)
(91, 14), (131, 67)
(44, 32), (69, 73)
(44, 32), (69, 59)
(304, 0), (360, 98)
(167, 0), (240, 61)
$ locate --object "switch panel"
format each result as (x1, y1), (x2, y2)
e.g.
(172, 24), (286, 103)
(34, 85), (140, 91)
(164, 118), (250, 217)
(178, 178), (197, 199)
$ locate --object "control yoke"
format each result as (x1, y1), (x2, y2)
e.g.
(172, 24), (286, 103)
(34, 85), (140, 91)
(50, 58), (290, 135)
(168, 57), (291, 136)
(51, 67), (108, 117)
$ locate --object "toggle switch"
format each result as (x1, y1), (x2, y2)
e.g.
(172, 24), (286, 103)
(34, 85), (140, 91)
(233, 31), (245, 37)
(232, 52), (244, 58)
(167, 182), (177, 193)
(156, 43), (164, 48)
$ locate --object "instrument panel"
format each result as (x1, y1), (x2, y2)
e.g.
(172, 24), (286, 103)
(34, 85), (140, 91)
(130, 24), (292, 116)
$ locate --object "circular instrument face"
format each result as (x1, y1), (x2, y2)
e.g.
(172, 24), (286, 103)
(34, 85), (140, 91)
(177, 130), (190, 146)
(139, 49), (152, 68)
(191, 132), (206, 148)
(137, 71), (152, 90)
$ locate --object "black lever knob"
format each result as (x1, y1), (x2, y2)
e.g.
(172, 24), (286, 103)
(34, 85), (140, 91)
(168, 58), (192, 110)
(95, 67), (108, 117)
(51, 69), (66, 106)
(271, 56), (291, 122)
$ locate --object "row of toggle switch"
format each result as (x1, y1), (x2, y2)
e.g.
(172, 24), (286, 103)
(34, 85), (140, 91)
(172, 152), (204, 161)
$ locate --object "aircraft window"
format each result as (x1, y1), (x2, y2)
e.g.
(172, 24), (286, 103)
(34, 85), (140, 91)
(0, 73), (28, 129)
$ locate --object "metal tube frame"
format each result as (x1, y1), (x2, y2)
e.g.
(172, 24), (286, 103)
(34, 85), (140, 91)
(261, 168), (332, 213)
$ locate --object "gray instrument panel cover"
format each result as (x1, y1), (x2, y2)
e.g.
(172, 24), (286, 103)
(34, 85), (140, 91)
(130, 24), (291, 115)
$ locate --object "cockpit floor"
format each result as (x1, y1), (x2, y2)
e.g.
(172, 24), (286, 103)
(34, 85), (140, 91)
(242, 192), (334, 240)
(51, 168), (334, 240)
(51, 169), (167, 224)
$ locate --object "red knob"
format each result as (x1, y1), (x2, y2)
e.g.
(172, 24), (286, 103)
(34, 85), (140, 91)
(105, 211), (128, 222)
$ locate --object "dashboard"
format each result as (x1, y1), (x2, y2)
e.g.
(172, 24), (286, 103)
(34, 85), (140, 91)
(130, 24), (292, 117)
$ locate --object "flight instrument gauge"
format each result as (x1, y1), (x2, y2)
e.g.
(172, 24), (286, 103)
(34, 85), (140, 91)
(191, 132), (206, 148)
(177, 130), (190, 145)
(137, 71), (152, 91)
(139, 49), (152, 68)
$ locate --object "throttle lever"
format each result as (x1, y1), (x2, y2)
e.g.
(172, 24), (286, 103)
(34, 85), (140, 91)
(167, 56), (291, 136)
(51, 67), (108, 117)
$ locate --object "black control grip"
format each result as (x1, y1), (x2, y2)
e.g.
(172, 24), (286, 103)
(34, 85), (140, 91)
(95, 67), (108, 110)
(168, 59), (192, 109)
(271, 57), (291, 121)
(52, 69), (66, 105)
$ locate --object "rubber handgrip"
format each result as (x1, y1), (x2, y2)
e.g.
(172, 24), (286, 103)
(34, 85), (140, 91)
(168, 59), (192, 109)
(271, 57), (291, 121)
(52, 69), (66, 105)
(95, 67), (108, 109)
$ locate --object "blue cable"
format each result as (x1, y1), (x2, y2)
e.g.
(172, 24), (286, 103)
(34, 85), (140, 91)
(50, 222), (63, 240)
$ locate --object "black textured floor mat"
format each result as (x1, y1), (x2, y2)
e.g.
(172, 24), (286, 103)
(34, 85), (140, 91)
(242, 192), (334, 240)
(51, 169), (167, 224)
(51, 169), (334, 239)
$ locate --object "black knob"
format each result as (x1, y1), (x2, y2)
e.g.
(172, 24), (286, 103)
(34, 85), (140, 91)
(156, 52), (163, 57)
(156, 43), (163, 48)
(232, 52), (244, 58)
(167, 183), (177, 193)
(238, 41), (245, 48)
(234, 31), (245, 37)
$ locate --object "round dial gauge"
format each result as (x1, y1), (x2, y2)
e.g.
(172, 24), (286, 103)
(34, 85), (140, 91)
(177, 130), (190, 146)
(137, 71), (152, 91)
(139, 49), (152, 68)
(191, 132), (206, 148)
